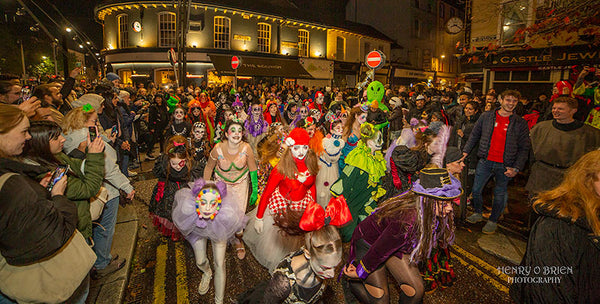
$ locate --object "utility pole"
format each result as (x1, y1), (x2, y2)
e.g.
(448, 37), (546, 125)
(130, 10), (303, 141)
(18, 40), (26, 79)
(176, 0), (190, 88)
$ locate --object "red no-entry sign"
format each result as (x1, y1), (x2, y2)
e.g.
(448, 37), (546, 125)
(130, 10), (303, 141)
(231, 56), (240, 69)
(365, 50), (385, 70)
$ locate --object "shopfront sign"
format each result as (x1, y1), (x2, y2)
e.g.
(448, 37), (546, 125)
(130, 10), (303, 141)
(394, 68), (435, 79)
(469, 45), (600, 68)
(233, 35), (251, 41)
(281, 41), (299, 49)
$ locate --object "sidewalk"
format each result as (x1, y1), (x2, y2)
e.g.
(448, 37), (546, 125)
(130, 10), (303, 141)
(86, 204), (139, 304)
(477, 225), (527, 265)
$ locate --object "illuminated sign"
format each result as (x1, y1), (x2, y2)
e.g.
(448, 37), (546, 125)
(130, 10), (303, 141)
(234, 35), (251, 41)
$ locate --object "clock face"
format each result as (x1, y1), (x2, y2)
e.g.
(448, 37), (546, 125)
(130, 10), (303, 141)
(446, 17), (463, 34)
(132, 21), (142, 32)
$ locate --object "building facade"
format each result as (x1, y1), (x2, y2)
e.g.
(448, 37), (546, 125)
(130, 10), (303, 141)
(462, 0), (600, 97)
(95, 0), (391, 88)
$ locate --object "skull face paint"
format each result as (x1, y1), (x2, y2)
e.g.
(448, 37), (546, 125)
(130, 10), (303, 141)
(192, 125), (206, 141)
(366, 131), (383, 152)
(251, 105), (263, 119)
(174, 108), (185, 121)
(291, 144), (309, 160)
(227, 124), (243, 144)
(299, 106), (309, 119)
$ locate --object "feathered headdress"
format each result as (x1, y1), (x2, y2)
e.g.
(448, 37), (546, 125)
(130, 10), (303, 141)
(428, 124), (451, 168)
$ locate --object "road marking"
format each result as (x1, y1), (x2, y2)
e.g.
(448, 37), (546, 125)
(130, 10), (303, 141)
(175, 242), (190, 303)
(153, 242), (167, 304)
(452, 245), (511, 283)
(453, 253), (510, 294)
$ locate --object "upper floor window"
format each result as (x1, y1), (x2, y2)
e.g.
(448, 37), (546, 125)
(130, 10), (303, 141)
(501, 0), (528, 45)
(439, 3), (445, 19)
(363, 41), (371, 58)
(158, 12), (176, 47)
(413, 19), (421, 38)
(414, 0), (420, 9)
(117, 14), (129, 48)
(214, 16), (230, 49)
(336, 36), (345, 61)
(298, 30), (309, 57)
(257, 23), (271, 53)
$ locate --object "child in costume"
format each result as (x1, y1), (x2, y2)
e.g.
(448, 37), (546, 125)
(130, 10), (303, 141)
(188, 99), (215, 145)
(331, 122), (387, 242)
(244, 128), (319, 273)
(264, 99), (283, 125)
(339, 106), (368, 173)
(316, 120), (345, 208)
(165, 106), (192, 138)
(172, 179), (247, 304)
(232, 94), (248, 122)
(189, 122), (210, 180)
(238, 197), (351, 303)
(343, 168), (462, 304)
(149, 135), (191, 241)
(256, 122), (288, 193)
(245, 100), (269, 156)
(204, 119), (258, 259)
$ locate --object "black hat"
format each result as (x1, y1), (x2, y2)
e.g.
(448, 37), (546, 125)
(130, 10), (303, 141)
(412, 168), (462, 200)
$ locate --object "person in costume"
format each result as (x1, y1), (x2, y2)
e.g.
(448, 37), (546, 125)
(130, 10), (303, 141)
(197, 92), (216, 126)
(165, 106), (192, 139)
(238, 197), (351, 304)
(256, 122), (289, 193)
(264, 99), (284, 125)
(245, 100), (269, 156)
(149, 136), (192, 241)
(203, 119), (258, 259)
(172, 179), (247, 304)
(343, 168), (462, 304)
(339, 106), (368, 173)
(298, 117), (325, 157)
(293, 105), (310, 127)
(573, 66), (600, 129)
(188, 98), (216, 145)
(244, 128), (319, 272)
(331, 122), (387, 242)
(283, 101), (298, 125)
(316, 120), (345, 208)
(166, 90), (180, 114)
(189, 122), (210, 180)
(308, 91), (326, 117)
(232, 94), (248, 122)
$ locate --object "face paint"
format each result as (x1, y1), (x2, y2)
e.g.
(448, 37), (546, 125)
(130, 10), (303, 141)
(306, 125), (316, 138)
(357, 113), (367, 125)
(174, 109), (185, 120)
(169, 157), (186, 171)
(299, 107), (309, 119)
(291, 144), (309, 160)
(307, 247), (341, 280)
(227, 125), (243, 144)
(251, 105), (262, 119)
(366, 81), (385, 103)
(193, 127), (206, 141)
(195, 189), (221, 220)
(366, 131), (383, 152)
(332, 123), (343, 136)
(192, 108), (201, 117)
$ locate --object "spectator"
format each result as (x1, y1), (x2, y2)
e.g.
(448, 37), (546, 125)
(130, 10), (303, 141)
(147, 94), (170, 159)
(463, 90), (531, 234)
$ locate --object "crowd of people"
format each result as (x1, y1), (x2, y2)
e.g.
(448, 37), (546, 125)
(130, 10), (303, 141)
(0, 64), (599, 303)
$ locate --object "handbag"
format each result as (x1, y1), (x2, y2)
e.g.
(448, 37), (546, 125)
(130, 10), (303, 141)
(0, 173), (97, 303)
(89, 186), (109, 221)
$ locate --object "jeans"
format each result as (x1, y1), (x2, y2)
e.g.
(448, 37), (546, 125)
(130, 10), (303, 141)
(471, 159), (512, 223)
(120, 153), (130, 176)
(93, 196), (119, 269)
(0, 293), (15, 304)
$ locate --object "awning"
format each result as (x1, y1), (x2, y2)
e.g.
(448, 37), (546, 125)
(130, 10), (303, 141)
(209, 54), (312, 78)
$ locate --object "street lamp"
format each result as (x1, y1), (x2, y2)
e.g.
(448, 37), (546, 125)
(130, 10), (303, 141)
(441, 54), (446, 59)
(65, 27), (72, 33)
(42, 56), (47, 60)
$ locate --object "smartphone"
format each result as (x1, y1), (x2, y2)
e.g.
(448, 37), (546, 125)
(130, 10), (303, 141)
(111, 125), (118, 135)
(88, 126), (97, 140)
(47, 165), (69, 192)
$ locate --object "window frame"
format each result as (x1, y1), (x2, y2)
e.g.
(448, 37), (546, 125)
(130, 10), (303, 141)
(117, 14), (129, 48)
(336, 36), (346, 61)
(298, 29), (310, 57)
(157, 12), (177, 48)
(257, 23), (271, 53)
(214, 16), (231, 49)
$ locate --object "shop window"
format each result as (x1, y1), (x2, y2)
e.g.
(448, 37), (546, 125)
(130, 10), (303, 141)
(512, 71), (529, 81)
(495, 71), (510, 81)
(158, 12), (176, 47)
(214, 16), (230, 49)
(501, 0), (528, 45)
(336, 36), (345, 61)
(117, 14), (129, 48)
(257, 23), (271, 53)
(530, 70), (551, 81)
(119, 70), (132, 85)
(298, 30), (309, 57)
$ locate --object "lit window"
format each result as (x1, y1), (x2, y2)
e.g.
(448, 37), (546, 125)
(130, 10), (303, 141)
(117, 14), (129, 48)
(336, 36), (345, 61)
(501, 0), (528, 45)
(214, 16), (230, 49)
(158, 12), (176, 47)
(298, 30), (309, 57)
(257, 23), (271, 53)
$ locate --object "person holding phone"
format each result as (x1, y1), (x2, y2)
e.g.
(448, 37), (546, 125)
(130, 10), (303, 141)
(0, 104), (93, 303)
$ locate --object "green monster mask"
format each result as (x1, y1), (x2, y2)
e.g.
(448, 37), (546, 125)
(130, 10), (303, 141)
(367, 81), (385, 103)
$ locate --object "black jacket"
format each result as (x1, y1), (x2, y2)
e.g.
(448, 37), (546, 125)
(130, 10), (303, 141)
(0, 158), (78, 266)
(510, 205), (600, 304)
(463, 109), (531, 170)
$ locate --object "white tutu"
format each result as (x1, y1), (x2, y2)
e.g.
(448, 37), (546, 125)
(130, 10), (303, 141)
(243, 208), (304, 273)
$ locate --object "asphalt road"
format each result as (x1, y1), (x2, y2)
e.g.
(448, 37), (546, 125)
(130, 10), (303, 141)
(122, 169), (521, 304)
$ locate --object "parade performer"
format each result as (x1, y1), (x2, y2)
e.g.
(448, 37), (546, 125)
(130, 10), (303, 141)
(298, 117), (324, 157)
(172, 179), (247, 304)
(203, 119), (258, 259)
(245, 101), (269, 156)
(316, 120), (345, 208)
(166, 90), (180, 114)
(197, 92), (216, 126)
(165, 106), (192, 139)
(264, 99), (283, 125)
(308, 91), (326, 116)
(331, 122), (387, 242)
(343, 168), (462, 304)
(188, 99), (215, 146)
(149, 136), (191, 241)
(232, 94), (248, 122)
(244, 128), (319, 272)
(189, 122), (210, 179)
(339, 106), (368, 173)
(256, 122), (288, 193)
(573, 67), (600, 129)
(283, 101), (298, 125)
(238, 197), (351, 303)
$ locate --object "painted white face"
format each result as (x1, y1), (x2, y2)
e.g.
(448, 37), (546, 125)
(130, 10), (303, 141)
(332, 123), (343, 136)
(174, 108), (185, 121)
(251, 105), (263, 119)
(299, 107), (309, 119)
(316, 94), (324, 104)
(193, 127), (206, 141)
(227, 124), (243, 144)
(357, 113), (367, 125)
(197, 190), (220, 219)
(291, 144), (309, 160)
(307, 247), (341, 280)
(169, 157), (186, 171)
(366, 131), (383, 152)
(192, 108), (201, 117)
